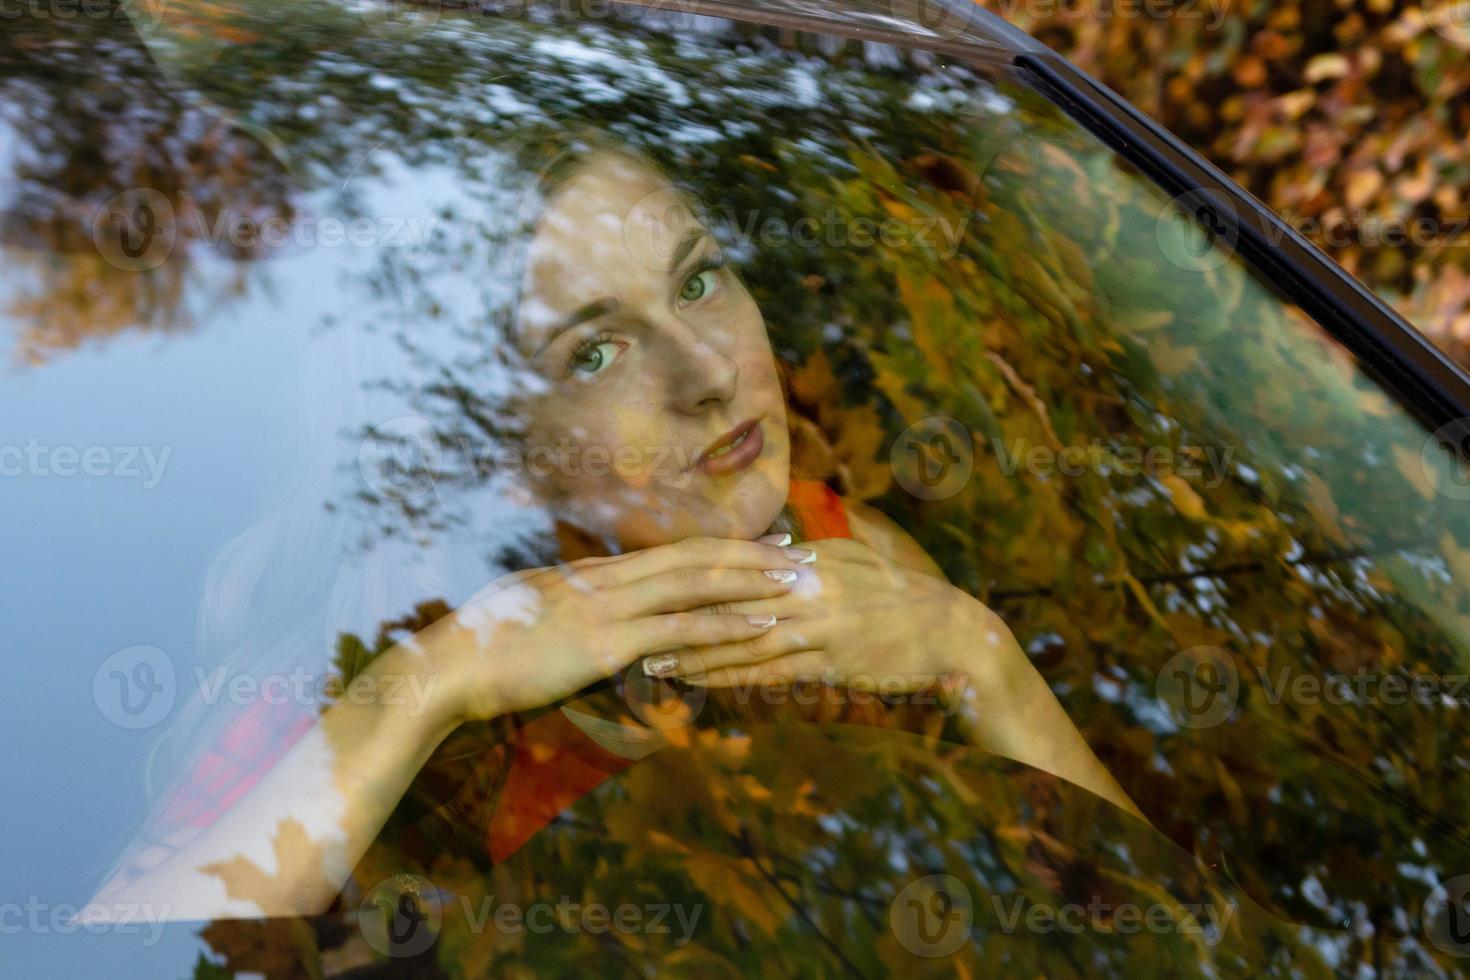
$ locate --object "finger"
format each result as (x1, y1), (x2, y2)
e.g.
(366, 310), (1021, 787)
(610, 566), (804, 618)
(663, 622), (819, 677)
(690, 593), (809, 620)
(680, 651), (829, 689)
(622, 612), (779, 656)
(583, 536), (815, 585)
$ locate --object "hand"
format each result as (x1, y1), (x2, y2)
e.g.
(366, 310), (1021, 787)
(413, 536), (815, 726)
(664, 537), (1147, 820)
(666, 537), (1018, 701)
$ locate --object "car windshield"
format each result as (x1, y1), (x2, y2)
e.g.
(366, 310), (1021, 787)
(5, 1), (1470, 976)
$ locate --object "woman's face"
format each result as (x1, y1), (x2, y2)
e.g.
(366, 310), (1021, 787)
(514, 152), (790, 550)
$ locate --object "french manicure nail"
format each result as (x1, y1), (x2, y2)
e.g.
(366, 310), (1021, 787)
(764, 569), (798, 584)
(784, 548), (816, 564)
(642, 652), (680, 677)
(758, 532), (793, 546)
(746, 614), (778, 628)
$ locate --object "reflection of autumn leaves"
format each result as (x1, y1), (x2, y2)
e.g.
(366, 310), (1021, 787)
(786, 351), (892, 500)
(780, 123), (1470, 973)
(6, 253), (192, 365)
(1, 16), (291, 363)
(196, 821), (341, 979)
(136, 0), (263, 48)
(200, 819), (331, 914)
(406, 725), (1320, 976)
(194, 724), (1323, 976)
(1002, 0), (1470, 368)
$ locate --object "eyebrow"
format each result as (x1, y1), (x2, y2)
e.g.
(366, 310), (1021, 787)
(530, 228), (712, 359)
(533, 298), (619, 358)
(668, 227), (708, 272)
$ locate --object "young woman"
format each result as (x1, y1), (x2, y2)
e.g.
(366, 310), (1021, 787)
(86, 143), (1141, 922)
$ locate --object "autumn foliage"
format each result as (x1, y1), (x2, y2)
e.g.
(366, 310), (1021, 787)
(999, 0), (1470, 367)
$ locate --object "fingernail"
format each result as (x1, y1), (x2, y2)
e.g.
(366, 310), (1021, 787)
(783, 548), (816, 564)
(746, 613), (778, 628)
(764, 569), (798, 584)
(758, 532), (793, 546)
(642, 652), (680, 677)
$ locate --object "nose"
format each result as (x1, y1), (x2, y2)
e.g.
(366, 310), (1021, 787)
(665, 321), (739, 415)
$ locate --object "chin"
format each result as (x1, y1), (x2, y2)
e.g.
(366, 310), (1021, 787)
(569, 448), (791, 550)
(719, 457), (791, 538)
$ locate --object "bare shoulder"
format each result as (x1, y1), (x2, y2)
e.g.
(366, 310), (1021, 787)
(840, 497), (946, 578)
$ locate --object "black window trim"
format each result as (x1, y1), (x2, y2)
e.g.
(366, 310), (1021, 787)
(1013, 49), (1470, 449)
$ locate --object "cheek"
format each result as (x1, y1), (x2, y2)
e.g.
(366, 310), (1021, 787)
(523, 390), (682, 496)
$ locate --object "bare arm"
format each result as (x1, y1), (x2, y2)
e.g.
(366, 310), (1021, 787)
(86, 538), (813, 922)
(88, 642), (462, 921)
(849, 499), (1145, 821)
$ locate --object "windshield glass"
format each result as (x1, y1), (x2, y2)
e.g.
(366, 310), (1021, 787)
(5, 2), (1470, 976)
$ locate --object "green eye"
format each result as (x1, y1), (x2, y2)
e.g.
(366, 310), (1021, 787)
(568, 338), (622, 377)
(679, 268), (718, 304)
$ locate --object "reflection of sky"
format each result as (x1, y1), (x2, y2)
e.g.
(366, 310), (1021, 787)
(0, 155), (539, 975)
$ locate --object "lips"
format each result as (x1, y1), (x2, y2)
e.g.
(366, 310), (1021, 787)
(695, 418), (764, 477)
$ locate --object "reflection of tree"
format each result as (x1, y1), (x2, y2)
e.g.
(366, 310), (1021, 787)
(22, 1), (1469, 973)
(203, 725), (1336, 977)
(0, 5), (292, 362)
